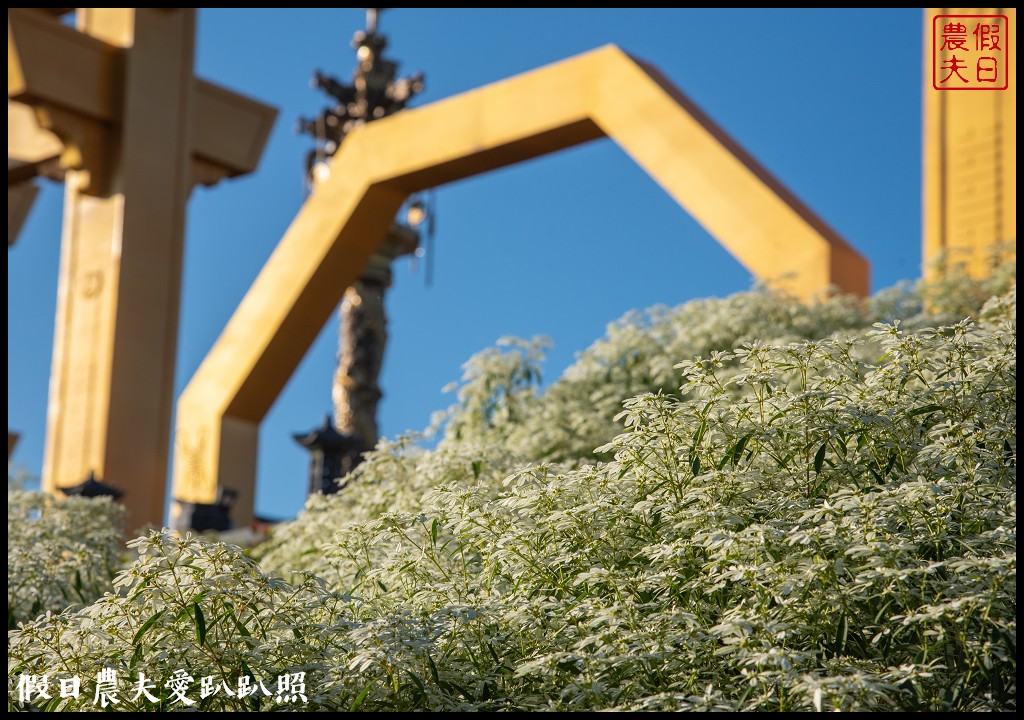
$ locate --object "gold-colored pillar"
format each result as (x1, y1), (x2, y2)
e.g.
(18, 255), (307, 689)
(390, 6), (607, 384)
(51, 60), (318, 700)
(42, 9), (195, 530)
(10, 8), (276, 530)
(923, 8), (1016, 279)
(8, 100), (62, 245)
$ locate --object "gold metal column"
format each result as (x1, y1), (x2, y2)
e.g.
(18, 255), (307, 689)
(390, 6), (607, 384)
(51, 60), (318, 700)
(8, 8), (276, 529)
(923, 8), (1016, 279)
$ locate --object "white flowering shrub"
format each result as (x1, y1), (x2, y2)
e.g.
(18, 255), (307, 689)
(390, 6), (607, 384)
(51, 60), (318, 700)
(7, 488), (124, 629)
(259, 288), (896, 575)
(8, 281), (1016, 712)
(8, 531), (361, 711)
(257, 431), (529, 577)
(920, 241), (1016, 320)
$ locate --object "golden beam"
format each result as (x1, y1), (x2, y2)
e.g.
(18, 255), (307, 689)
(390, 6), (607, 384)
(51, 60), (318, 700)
(172, 45), (869, 526)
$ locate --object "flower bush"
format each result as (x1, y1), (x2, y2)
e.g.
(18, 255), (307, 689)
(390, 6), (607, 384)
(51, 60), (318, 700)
(9, 281), (1016, 711)
(7, 488), (123, 630)
(9, 532), (354, 711)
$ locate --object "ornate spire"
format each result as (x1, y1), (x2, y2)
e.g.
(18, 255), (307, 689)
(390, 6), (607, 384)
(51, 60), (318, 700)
(298, 8), (424, 180)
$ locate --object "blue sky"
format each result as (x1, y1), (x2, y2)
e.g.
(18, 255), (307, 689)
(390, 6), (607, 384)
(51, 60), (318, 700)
(8, 9), (923, 521)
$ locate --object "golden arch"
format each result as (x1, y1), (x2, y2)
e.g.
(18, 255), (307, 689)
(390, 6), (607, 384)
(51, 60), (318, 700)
(172, 45), (869, 524)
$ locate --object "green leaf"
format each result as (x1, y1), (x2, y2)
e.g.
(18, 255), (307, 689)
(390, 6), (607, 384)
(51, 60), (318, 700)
(691, 455), (701, 476)
(814, 442), (827, 474)
(732, 434), (750, 466)
(430, 518), (439, 546)
(132, 608), (166, 645)
(130, 643), (143, 670)
(719, 434), (751, 470)
(193, 602), (206, 646)
(471, 460), (482, 479)
(42, 696), (65, 712)
(908, 403), (944, 417)
(350, 679), (376, 711)
(128, 574), (153, 601)
(990, 660), (1004, 700)
(883, 452), (898, 476)
(834, 611), (848, 656)
(872, 598), (895, 625)
(404, 669), (427, 705)
(486, 642), (501, 667)
(692, 413), (709, 447)
(9, 652), (46, 676)
(240, 662), (260, 711)
(226, 606), (251, 638)
(833, 436), (847, 458)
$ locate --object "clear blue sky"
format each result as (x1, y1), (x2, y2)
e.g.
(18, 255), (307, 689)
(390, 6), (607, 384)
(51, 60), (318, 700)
(8, 9), (923, 521)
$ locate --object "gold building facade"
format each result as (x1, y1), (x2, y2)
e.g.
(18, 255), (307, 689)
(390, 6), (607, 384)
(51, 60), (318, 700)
(923, 8), (1016, 278)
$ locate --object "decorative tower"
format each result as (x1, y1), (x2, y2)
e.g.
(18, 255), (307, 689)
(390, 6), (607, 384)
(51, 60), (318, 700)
(297, 8), (426, 480)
